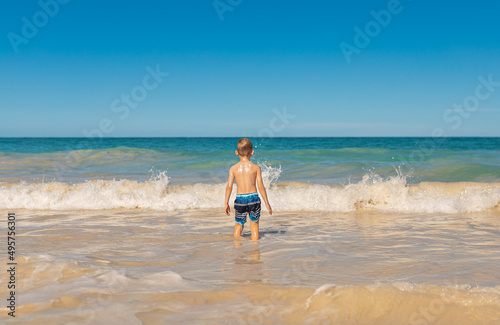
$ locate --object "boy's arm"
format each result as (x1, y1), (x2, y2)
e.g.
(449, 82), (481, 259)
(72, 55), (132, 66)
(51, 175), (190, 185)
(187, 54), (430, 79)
(225, 167), (235, 216)
(256, 166), (272, 215)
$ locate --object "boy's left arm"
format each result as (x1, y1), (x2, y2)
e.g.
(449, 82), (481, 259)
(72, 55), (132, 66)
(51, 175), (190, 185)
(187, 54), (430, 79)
(225, 167), (235, 215)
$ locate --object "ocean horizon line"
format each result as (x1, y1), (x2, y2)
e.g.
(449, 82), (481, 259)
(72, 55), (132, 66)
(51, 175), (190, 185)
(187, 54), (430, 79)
(1, 136), (499, 139)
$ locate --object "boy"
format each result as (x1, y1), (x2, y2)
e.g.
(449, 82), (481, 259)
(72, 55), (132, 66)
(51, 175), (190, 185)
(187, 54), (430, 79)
(225, 138), (272, 240)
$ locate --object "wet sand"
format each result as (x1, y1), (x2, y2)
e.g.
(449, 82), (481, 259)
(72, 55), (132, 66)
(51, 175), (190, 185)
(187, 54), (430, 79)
(1, 208), (500, 324)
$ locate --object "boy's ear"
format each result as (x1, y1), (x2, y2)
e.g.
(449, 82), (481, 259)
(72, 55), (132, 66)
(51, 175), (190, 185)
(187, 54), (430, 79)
(251, 150), (254, 156)
(235, 150), (239, 156)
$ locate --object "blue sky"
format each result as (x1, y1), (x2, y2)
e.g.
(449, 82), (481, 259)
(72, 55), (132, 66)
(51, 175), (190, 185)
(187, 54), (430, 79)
(1, 0), (499, 136)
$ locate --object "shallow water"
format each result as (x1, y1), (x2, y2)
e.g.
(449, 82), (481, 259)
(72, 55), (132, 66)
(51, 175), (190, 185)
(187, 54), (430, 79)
(1, 208), (499, 324)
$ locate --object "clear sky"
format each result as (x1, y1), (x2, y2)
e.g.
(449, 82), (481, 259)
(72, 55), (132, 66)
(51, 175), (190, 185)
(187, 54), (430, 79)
(1, 0), (499, 137)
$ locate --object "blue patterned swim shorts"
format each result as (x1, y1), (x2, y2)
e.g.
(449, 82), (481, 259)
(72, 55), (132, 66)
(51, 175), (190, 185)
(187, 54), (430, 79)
(234, 192), (261, 225)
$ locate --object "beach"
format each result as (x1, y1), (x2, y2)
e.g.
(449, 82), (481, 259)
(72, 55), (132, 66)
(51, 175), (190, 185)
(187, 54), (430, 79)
(1, 137), (500, 324)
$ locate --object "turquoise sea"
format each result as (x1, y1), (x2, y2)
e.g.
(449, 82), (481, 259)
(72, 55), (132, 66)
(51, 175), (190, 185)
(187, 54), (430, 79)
(1, 137), (499, 184)
(1, 137), (499, 212)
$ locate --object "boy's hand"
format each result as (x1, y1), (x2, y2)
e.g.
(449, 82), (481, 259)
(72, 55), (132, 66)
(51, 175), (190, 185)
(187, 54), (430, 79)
(266, 203), (273, 215)
(225, 204), (231, 216)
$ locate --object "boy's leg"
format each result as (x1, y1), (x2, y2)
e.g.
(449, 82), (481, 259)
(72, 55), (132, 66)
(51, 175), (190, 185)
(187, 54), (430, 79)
(248, 196), (261, 240)
(234, 223), (244, 238)
(234, 196), (247, 238)
(250, 220), (259, 240)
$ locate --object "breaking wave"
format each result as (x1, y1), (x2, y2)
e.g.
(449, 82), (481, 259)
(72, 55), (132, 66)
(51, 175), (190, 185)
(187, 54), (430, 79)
(1, 165), (499, 213)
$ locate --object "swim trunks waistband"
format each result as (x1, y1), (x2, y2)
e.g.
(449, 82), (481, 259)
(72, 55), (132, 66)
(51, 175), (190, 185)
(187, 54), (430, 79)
(236, 192), (258, 198)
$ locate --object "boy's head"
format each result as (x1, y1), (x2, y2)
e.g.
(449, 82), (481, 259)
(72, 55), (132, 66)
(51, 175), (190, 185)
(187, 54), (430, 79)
(236, 138), (254, 158)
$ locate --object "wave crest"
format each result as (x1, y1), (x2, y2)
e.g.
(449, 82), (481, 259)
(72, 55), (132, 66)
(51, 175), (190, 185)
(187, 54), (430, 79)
(1, 166), (499, 213)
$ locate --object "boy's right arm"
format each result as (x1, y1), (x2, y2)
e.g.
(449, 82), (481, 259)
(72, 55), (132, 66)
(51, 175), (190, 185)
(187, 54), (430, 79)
(256, 166), (272, 215)
(225, 167), (235, 216)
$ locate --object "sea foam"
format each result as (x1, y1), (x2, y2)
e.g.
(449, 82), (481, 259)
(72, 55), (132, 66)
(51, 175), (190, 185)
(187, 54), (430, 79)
(0, 167), (499, 213)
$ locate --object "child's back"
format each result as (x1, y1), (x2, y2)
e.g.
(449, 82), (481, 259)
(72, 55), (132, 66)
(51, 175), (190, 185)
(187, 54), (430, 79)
(231, 160), (259, 194)
(224, 138), (272, 240)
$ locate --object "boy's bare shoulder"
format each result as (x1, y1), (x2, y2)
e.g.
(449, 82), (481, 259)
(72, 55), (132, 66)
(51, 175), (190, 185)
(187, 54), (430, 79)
(250, 161), (260, 170)
(230, 161), (259, 171)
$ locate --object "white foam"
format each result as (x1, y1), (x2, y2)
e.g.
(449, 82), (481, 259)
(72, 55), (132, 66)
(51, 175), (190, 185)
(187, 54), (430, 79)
(305, 283), (337, 308)
(0, 167), (499, 213)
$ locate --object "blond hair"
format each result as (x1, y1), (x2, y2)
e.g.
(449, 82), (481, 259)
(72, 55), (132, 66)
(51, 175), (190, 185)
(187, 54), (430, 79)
(237, 138), (253, 156)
